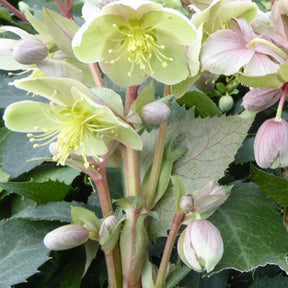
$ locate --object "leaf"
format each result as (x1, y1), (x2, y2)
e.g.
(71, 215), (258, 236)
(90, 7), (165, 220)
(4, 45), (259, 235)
(0, 180), (71, 205)
(234, 135), (255, 165)
(145, 114), (254, 240)
(177, 91), (221, 117)
(210, 182), (288, 273)
(249, 274), (288, 288)
(2, 133), (51, 178)
(13, 201), (101, 223)
(250, 164), (288, 206)
(0, 219), (59, 288)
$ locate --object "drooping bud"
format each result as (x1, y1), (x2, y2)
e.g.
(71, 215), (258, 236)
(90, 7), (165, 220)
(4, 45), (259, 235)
(12, 38), (48, 65)
(218, 95), (234, 112)
(43, 224), (89, 251)
(179, 195), (194, 214)
(177, 220), (224, 273)
(193, 180), (227, 214)
(254, 118), (288, 168)
(141, 102), (170, 125)
(242, 87), (281, 112)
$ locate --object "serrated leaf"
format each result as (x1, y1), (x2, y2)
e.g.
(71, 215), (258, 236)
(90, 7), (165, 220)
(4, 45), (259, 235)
(0, 219), (59, 288)
(236, 73), (283, 88)
(2, 133), (51, 178)
(250, 165), (288, 206)
(144, 115), (254, 240)
(0, 128), (12, 159)
(13, 201), (101, 222)
(210, 183), (288, 273)
(71, 206), (100, 228)
(177, 91), (221, 117)
(0, 180), (71, 204)
(234, 135), (255, 165)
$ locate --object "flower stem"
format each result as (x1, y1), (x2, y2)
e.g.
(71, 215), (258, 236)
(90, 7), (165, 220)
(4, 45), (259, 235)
(125, 85), (139, 114)
(155, 212), (185, 288)
(248, 38), (288, 61)
(88, 162), (122, 288)
(276, 84), (288, 121)
(145, 85), (170, 208)
(0, 0), (30, 24)
(89, 63), (105, 88)
(54, 0), (74, 18)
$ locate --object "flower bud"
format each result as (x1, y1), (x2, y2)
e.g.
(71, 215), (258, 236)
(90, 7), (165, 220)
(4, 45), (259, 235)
(242, 87), (281, 112)
(179, 195), (194, 214)
(49, 142), (59, 156)
(254, 118), (288, 168)
(218, 95), (234, 112)
(141, 102), (170, 125)
(43, 224), (89, 251)
(12, 38), (48, 65)
(177, 220), (224, 273)
(194, 180), (227, 214)
(99, 215), (118, 244)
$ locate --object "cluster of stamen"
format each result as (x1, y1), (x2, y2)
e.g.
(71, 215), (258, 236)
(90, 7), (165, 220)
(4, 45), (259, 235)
(106, 21), (173, 76)
(27, 100), (119, 168)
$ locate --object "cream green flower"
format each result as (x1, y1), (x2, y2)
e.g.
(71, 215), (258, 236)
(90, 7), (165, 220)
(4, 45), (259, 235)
(72, 0), (197, 87)
(3, 77), (142, 167)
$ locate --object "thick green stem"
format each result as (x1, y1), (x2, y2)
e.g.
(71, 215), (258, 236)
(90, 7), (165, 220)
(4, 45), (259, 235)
(121, 85), (142, 197)
(155, 212), (185, 288)
(145, 85), (170, 208)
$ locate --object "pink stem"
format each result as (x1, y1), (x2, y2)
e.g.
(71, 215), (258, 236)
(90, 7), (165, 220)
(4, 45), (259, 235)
(0, 0), (30, 24)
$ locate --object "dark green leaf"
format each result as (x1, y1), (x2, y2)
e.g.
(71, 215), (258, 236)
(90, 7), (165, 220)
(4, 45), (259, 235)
(249, 274), (288, 288)
(210, 183), (288, 273)
(250, 165), (288, 206)
(234, 136), (255, 165)
(0, 219), (58, 288)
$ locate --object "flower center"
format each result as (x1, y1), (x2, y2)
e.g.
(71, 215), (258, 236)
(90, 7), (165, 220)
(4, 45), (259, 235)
(27, 101), (119, 167)
(107, 21), (173, 76)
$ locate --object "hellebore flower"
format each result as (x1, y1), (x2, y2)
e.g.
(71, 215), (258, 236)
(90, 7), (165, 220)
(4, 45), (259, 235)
(43, 224), (89, 251)
(72, 0), (197, 87)
(177, 220), (224, 273)
(254, 117), (288, 168)
(3, 77), (142, 168)
(201, 18), (284, 76)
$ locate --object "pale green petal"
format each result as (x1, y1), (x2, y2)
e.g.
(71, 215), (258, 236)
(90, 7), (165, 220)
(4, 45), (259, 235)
(147, 38), (189, 84)
(14, 77), (93, 106)
(143, 9), (197, 45)
(91, 87), (124, 116)
(82, 135), (108, 157)
(3, 101), (62, 132)
(100, 50), (147, 87)
(116, 124), (143, 150)
(72, 14), (127, 63)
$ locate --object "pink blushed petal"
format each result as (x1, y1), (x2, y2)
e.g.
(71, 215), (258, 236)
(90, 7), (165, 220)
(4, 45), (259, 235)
(244, 52), (280, 76)
(242, 87), (282, 111)
(201, 30), (254, 75)
(232, 18), (255, 43)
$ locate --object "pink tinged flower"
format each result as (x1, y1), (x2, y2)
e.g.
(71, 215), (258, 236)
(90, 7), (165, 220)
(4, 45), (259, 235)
(201, 18), (282, 76)
(177, 220), (224, 273)
(242, 87), (282, 111)
(254, 118), (288, 168)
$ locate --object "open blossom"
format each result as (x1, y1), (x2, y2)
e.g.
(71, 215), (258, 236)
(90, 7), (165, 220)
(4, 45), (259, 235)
(3, 77), (142, 168)
(72, 0), (197, 87)
(201, 18), (284, 76)
(254, 118), (288, 168)
(177, 220), (224, 273)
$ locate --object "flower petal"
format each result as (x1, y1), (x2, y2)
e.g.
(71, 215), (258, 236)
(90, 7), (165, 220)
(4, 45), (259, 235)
(201, 29), (254, 75)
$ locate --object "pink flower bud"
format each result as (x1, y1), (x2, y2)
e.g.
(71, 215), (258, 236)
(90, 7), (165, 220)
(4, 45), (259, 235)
(242, 87), (281, 111)
(179, 195), (194, 214)
(99, 215), (118, 244)
(254, 118), (288, 168)
(141, 102), (170, 125)
(12, 38), (48, 65)
(43, 224), (89, 251)
(177, 220), (224, 273)
(194, 181), (227, 214)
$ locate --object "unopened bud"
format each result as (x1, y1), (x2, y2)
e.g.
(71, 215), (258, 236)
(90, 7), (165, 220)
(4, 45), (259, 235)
(179, 195), (194, 214)
(49, 142), (59, 156)
(99, 215), (118, 244)
(218, 95), (234, 112)
(254, 118), (288, 168)
(43, 224), (89, 251)
(141, 102), (170, 125)
(177, 220), (223, 273)
(12, 38), (48, 65)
